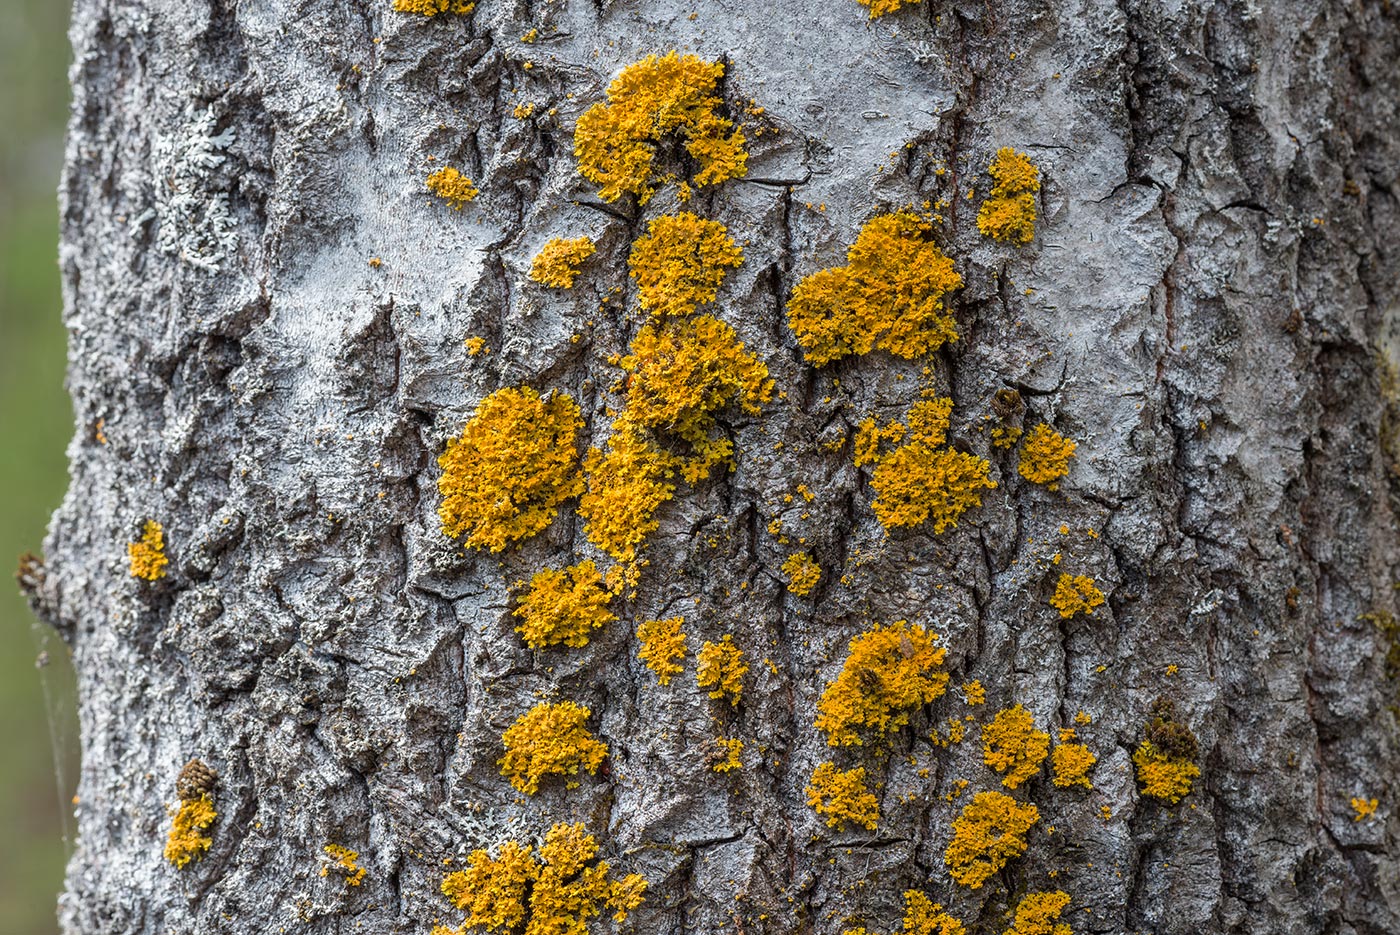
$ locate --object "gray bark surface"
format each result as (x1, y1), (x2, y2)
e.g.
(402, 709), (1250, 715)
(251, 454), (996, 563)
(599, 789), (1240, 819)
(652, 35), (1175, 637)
(37, 0), (1400, 933)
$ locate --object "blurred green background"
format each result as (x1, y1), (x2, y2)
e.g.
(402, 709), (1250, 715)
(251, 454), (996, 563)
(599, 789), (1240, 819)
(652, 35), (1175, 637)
(0, 0), (81, 931)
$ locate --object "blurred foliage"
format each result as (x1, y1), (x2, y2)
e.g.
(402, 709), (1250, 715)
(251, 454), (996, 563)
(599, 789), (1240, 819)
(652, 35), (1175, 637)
(0, 0), (81, 931)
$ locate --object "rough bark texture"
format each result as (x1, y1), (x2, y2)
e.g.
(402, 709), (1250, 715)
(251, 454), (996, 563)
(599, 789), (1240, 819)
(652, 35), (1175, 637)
(38, 0), (1400, 933)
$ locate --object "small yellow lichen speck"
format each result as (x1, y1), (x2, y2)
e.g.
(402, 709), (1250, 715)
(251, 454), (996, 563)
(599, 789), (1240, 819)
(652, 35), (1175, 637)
(437, 387), (584, 552)
(513, 560), (617, 649)
(436, 823), (646, 935)
(713, 737), (744, 773)
(128, 519), (169, 581)
(465, 336), (488, 356)
(963, 680), (986, 705)
(806, 762), (879, 830)
(531, 237), (596, 288)
(944, 791), (1039, 889)
(574, 52), (747, 204)
(1003, 891), (1072, 935)
(393, 0), (474, 14)
(426, 167), (479, 209)
(696, 635), (748, 706)
(981, 705), (1051, 790)
(628, 212), (744, 318)
(787, 211), (962, 366)
(1018, 423), (1076, 487)
(842, 891), (966, 935)
(1049, 574), (1104, 619)
(782, 552), (822, 596)
(1352, 796), (1379, 821)
(637, 616), (686, 685)
(977, 148), (1040, 245)
(816, 620), (948, 746)
(322, 844), (368, 887)
(499, 701), (608, 795)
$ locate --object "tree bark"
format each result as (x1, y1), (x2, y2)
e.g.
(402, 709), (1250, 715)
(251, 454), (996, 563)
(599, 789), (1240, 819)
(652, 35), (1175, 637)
(40, 0), (1400, 933)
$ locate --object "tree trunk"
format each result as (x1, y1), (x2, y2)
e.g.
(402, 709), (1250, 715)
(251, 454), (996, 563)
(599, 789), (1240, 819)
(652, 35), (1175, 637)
(38, 0), (1400, 933)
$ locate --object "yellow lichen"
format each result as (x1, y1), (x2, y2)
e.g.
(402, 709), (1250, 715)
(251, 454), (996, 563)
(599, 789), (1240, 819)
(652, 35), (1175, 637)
(636, 616), (686, 685)
(1352, 796), (1379, 821)
(1018, 423), (1076, 487)
(128, 519), (169, 581)
(627, 212), (744, 318)
(499, 701), (608, 795)
(977, 148), (1040, 245)
(944, 791), (1039, 889)
(815, 620), (949, 747)
(619, 315), (772, 478)
(465, 336), (489, 356)
(870, 444), (996, 534)
(842, 891), (966, 935)
(164, 793), (216, 869)
(858, 0), (921, 19)
(513, 561), (617, 649)
(806, 762), (880, 830)
(574, 52), (747, 204)
(696, 635), (748, 706)
(322, 844), (368, 887)
(853, 416), (906, 467)
(426, 167), (480, 209)
(531, 237), (597, 289)
(981, 705), (1050, 790)
(393, 0), (474, 14)
(437, 387), (584, 552)
(1003, 891), (1072, 935)
(963, 680), (986, 706)
(578, 420), (678, 563)
(1049, 574), (1104, 619)
(782, 552), (822, 596)
(1132, 741), (1200, 804)
(437, 823), (646, 935)
(713, 737), (744, 772)
(1050, 730), (1096, 789)
(786, 211), (962, 366)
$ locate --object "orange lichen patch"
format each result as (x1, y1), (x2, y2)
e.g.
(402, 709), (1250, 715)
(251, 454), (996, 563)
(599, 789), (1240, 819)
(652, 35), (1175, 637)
(574, 52), (747, 204)
(782, 552), (821, 596)
(944, 791), (1039, 889)
(628, 213), (744, 318)
(977, 148), (1040, 245)
(1050, 730), (1096, 789)
(981, 705), (1050, 790)
(636, 616), (686, 686)
(991, 425), (1022, 448)
(499, 701), (608, 794)
(963, 680), (986, 706)
(1352, 796), (1379, 821)
(816, 620), (949, 746)
(465, 336), (489, 356)
(858, 0), (921, 18)
(322, 844), (367, 887)
(620, 315), (772, 478)
(1049, 574), (1104, 619)
(870, 444), (995, 533)
(906, 396), (953, 448)
(843, 891), (966, 935)
(436, 823), (646, 935)
(787, 211), (962, 365)
(128, 519), (169, 581)
(513, 560), (617, 649)
(806, 762), (880, 830)
(438, 387), (584, 552)
(1018, 423), (1076, 487)
(1132, 741), (1200, 803)
(1003, 891), (1072, 935)
(853, 415), (906, 467)
(394, 0), (475, 14)
(579, 420), (678, 563)
(164, 793), (216, 868)
(531, 237), (597, 288)
(696, 634), (748, 706)
(713, 737), (744, 772)
(426, 167), (480, 208)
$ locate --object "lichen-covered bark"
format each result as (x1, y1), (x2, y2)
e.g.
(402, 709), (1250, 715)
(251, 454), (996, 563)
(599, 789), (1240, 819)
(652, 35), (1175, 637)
(38, 0), (1399, 933)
